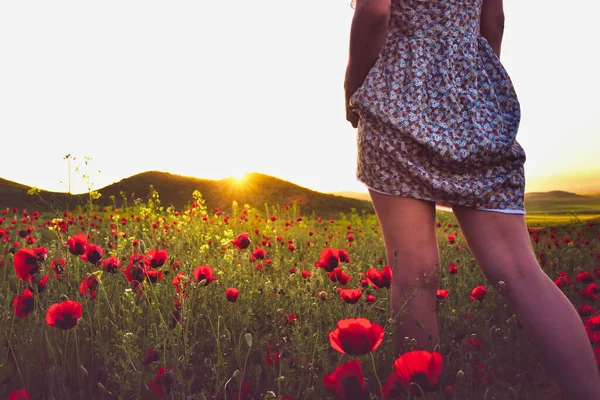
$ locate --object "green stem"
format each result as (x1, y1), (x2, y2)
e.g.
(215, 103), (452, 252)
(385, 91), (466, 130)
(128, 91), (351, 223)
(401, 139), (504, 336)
(238, 345), (251, 400)
(370, 352), (383, 395)
(74, 329), (81, 391)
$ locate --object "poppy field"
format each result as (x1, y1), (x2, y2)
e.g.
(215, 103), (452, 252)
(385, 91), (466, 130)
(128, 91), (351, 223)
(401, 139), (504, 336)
(1, 192), (599, 399)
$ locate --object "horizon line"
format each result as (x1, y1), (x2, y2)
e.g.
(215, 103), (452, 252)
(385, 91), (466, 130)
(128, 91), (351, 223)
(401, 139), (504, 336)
(2, 170), (599, 197)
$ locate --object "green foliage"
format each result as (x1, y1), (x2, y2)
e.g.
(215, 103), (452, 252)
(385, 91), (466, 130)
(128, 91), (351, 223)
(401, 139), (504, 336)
(0, 195), (597, 399)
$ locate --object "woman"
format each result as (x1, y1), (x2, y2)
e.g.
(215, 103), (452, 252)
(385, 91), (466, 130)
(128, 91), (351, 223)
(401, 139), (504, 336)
(345, 0), (600, 397)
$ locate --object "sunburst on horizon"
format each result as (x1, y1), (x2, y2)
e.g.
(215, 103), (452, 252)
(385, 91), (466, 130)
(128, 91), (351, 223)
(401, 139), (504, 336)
(230, 170), (250, 184)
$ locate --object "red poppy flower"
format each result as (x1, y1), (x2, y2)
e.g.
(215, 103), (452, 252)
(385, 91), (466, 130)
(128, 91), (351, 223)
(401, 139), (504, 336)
(50, 258), (67, 279)
(46, 300), (83, 329)
(301, 270), (311, 279)
(79, 274), (99, 299)
(32, 247), (48, 261)
(339, 288), (362, 304)
(125, 263), (146, 283)
(146, 249), (168, 268)
(145, 269), (164, 283)
(470, 285), (486, 301)
(81, 244), (103, 265)
(31, 275), (49, 293)
(577, 271), (594, 284)
(8, 389), (32, 400)
(148, 366), (177, 399)
(315, 248), (340, 272)
(366, 294), (376, 304)
(393, 350), (443, 394)
(252, 246), (266, 260)
(464, 337), (483, 350)
(436, 289), (449, 299)
(448, 264), (458, 274)
(581, 284), (600, 301)
(379, 371), (403, 399)
(366, 265), (392, 289)
(265, 342), (281, 367)
(193, 266), (216, 285)
(323, 360), (369, 400)
(170, 259), (181, 272)
(327, 268), (350, 285)
(338, 248), (351, 262)
(329, 318), (384, 356)
(13, 289), (35, 318)
(283, 313), (297, 326)
(67, 233), (87, 255)
(13, 248), (41, 282)
(231, 233), (251, 250)
(578, 305), (596, 317)
(103, 256), (121, 274)
(585, 314), (600, 343)
(171, 272), (190, 296)
(226, 288), (240, 302)
(142, 348), (159, 366)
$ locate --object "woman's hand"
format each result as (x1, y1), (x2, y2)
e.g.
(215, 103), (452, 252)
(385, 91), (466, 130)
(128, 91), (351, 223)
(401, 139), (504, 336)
(346, 103), (359, 128)
(344, 73), (363, 128)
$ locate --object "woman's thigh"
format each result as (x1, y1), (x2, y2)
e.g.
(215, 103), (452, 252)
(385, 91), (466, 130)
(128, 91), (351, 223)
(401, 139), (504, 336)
(368, 189), (441, 281)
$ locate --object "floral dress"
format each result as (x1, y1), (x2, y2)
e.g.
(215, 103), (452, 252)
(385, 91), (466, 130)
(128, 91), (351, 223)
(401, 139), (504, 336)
(350, 0), (527, 214)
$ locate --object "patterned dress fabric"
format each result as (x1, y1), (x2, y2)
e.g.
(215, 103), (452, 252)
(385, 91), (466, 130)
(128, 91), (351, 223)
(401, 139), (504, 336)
(350, 0), (527, 214)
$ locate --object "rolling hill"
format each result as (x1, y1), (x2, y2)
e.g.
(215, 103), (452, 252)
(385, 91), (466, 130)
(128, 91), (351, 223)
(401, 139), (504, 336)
(327, 191), (371, 202)
(0, 172), (374, 219)
(329, 189), (600, 216)
(522, 190), (600, 215)
(2, 172), (600, 219)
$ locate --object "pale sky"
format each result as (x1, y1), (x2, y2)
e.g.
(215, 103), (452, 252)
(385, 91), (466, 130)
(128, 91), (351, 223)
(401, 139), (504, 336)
(1, 1), (598, 195)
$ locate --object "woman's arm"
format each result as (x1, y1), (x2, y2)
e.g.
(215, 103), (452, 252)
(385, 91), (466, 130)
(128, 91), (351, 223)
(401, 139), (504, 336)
(345, 0), (391, 127)
(480, 0), (504, 59)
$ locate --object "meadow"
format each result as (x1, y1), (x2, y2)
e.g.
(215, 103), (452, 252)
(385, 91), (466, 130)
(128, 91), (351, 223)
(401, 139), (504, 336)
(1, 190), (599, 400)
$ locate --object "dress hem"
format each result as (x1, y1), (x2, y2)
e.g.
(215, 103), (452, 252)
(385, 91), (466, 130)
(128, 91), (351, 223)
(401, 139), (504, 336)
(356, 176), (526, 215)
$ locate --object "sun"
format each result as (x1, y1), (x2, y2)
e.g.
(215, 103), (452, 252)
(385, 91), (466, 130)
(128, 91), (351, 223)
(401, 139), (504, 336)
(231, 171), (249, 183)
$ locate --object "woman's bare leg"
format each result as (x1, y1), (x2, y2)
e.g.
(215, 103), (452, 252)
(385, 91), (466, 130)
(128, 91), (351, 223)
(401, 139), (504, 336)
(368, 189), (441, 352)
(452, 205), (600, 399)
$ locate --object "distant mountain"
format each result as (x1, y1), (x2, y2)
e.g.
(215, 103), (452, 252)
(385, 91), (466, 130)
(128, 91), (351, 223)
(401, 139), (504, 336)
(332, 189), (600, 215)
(524, 190), (583, 199)
(328, 191), (371, 201)
(523, 190), (600, 215)
(0, 177), (74, 213)
(2, 173), (599, 218)
(0, 171), (374, 219)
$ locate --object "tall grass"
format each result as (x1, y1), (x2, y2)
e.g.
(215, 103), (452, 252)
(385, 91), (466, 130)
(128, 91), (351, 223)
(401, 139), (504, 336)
(1, 192), (598, 399)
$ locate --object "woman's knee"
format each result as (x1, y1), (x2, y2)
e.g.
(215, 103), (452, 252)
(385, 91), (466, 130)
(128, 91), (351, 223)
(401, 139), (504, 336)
(451, 207), (541, 287)
(476, 255), (544, 298)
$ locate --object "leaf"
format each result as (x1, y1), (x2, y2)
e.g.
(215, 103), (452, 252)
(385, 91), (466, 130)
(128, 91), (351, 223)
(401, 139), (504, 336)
(173, 323), (182, 337)
(91, 270), (103, 281)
